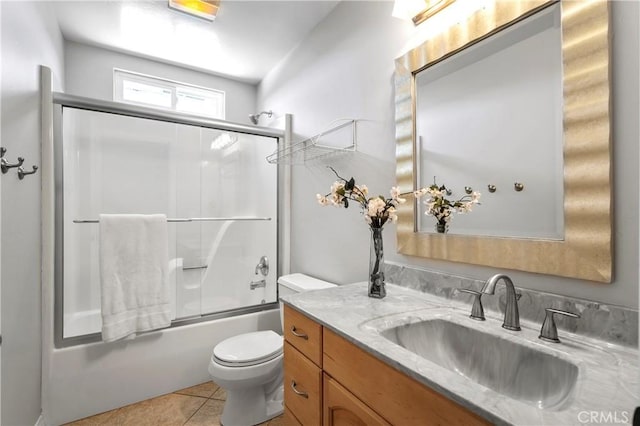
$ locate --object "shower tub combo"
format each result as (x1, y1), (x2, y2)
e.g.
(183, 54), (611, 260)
(40, 68), (288, 425)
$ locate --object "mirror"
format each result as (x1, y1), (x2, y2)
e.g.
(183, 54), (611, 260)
(394, 0), (612, 282)
(416, 4), (563, 239)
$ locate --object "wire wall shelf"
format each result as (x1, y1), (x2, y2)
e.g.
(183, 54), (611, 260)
(266, 119), (357, 165)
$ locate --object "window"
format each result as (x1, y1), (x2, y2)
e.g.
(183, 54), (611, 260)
(114, 69), (225, 119)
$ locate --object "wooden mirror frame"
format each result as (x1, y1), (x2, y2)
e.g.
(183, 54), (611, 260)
(394, 0), (612, 282)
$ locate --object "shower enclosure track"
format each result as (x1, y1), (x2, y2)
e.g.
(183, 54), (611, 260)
(52, 92), (284, 137)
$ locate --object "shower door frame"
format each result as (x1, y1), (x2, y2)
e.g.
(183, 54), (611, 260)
(51, 92), (287, 348)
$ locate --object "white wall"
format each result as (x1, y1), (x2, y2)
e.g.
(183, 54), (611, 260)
(65, 40), (257, 124)
(257, 0), (640, 309)
(0, 2), (65, 425)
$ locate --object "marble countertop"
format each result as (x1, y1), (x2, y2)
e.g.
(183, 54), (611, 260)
(281, 282), (639, 426)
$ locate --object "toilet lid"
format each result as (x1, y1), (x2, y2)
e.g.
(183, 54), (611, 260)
(213, 330), (283, 367)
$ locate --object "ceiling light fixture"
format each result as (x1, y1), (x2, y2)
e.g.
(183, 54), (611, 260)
(392, 0), (456, 26)
(168, 0), (220, 22)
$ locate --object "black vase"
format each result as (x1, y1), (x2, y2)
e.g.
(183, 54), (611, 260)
(368, 226), (386, 298)
(436, 221), (448, 234)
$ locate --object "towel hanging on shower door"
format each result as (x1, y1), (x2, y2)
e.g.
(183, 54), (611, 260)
(99, 214), (171, 342)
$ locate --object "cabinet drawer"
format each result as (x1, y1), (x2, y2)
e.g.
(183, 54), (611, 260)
(284, 304), (323, 366)
(284, 341), (322, 426)
(323, 373), (390, 426)
(323, 328), (490, 426)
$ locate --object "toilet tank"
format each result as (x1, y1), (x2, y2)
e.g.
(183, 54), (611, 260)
(277, 273), (336, 328)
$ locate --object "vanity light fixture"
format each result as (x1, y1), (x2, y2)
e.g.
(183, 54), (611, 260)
(168, 0), (220, 21)
(392, 0), (456, 26)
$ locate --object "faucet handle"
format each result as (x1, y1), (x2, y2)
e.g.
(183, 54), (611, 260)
(255, 256), (269, 276)
(539, 308), (580, 343)
(458, 289), (485, 321)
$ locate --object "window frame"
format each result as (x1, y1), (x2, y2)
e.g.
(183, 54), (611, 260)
(113, 68), (225, 119)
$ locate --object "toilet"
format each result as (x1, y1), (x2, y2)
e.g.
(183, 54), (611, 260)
(208, 273), (336, 426)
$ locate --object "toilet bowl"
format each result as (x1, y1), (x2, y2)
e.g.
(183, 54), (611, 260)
(208, 273), (336, 426)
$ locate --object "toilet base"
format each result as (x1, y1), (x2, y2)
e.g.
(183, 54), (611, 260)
(220, 383), (284, 426)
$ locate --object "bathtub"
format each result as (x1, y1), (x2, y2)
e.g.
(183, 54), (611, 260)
(42, 307), (281, 425)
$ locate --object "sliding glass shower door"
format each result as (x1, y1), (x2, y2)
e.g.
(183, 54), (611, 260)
(61, 107), (278, 339)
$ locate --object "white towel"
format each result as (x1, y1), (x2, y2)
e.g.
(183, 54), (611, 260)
(99, 214), (171, 342)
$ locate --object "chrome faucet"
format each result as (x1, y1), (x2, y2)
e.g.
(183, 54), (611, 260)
(255, 256), (269, 276)
(481, 274), (521, 331)
(250, 279), (266, 290)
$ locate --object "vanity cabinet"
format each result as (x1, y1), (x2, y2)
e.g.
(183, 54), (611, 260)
(283, 305), (490, 426)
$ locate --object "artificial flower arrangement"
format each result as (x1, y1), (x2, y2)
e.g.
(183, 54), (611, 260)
(316, 167), (428, 299)
(316, 168), (481, 231)
(316, 167), (428, 229)
(316, 168), (481, 299)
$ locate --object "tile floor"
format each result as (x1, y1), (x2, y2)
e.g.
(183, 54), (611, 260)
(65, 381), (284, 426)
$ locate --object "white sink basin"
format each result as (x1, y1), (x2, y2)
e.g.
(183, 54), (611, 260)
(380, 318), (579, 410)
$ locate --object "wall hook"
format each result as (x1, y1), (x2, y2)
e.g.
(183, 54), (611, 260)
(514, 182), (524, 192)
(1, 155), (24, 174)
(18, 165), (38, 180)
(487, 184), (496, 193)
(464, 186), (473, 194)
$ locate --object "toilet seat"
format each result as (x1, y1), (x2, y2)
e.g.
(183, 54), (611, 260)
(213, 330), (283, 367)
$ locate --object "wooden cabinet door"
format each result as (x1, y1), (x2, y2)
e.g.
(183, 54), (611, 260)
(323, 374), (390, 426)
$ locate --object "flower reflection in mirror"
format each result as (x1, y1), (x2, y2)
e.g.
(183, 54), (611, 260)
(424, 179), (481, 233)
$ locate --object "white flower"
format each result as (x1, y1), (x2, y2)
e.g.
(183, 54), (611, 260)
(424, 199), (437, 212)
(329, 181), (345, 205)
(387, 206), (398, 223)
(427, 187), (443, 197)
(316, 194), (330, 206)
(457, 203), (472, 213)
(390, 186), (406, 205)
(413, 188), (428, 198)
(357, 184), (369, 196)
(367, 197), (386, 218)
(330, 181), (345, 201)
(330, 181), (344, 193)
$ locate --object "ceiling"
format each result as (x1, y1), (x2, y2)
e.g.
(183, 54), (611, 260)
(54, 0), (341, 84)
